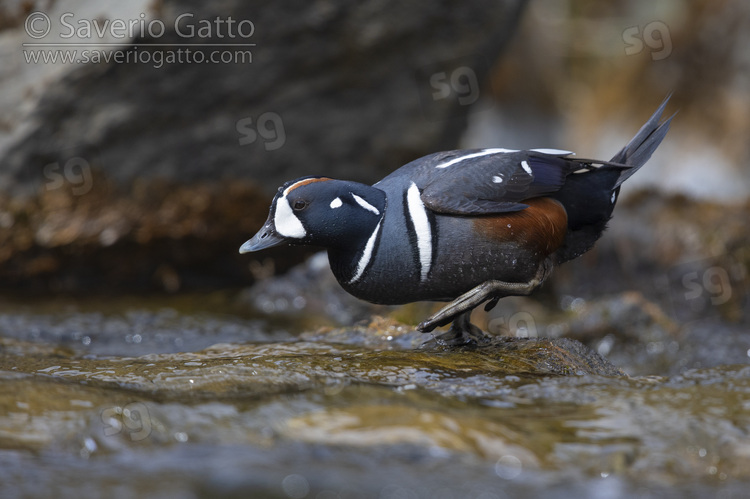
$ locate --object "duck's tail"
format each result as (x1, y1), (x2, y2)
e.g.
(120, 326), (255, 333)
(610, 94), (674, 188)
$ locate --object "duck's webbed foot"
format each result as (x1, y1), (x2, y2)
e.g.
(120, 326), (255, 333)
(433, 311), (490, 346)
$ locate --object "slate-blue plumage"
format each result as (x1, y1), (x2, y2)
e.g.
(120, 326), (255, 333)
(241, 97), (673, 344)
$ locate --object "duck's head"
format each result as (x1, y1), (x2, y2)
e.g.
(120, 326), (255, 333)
(239, 177), (386, 253)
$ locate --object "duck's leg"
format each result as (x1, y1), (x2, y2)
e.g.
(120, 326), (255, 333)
(418, 260), (552, 335)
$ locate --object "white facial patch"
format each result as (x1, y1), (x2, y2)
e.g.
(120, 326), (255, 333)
(352, 194), (380, 215)
(435, 148), (519, 169)
(273, 195), (306, 238)
(521, 160), (532, 175)
(406, 182), (433, 281)
(492, 175), (503, 184)
(330, 197), (343, 209)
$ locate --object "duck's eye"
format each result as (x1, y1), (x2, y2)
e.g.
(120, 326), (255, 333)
(292, 199), (307, 211)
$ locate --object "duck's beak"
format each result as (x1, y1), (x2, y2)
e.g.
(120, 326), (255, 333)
(239, 220), (286, 253)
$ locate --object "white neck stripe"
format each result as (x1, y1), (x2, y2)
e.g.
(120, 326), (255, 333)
(352, 193), (380, 215)
(435, 148), (518, 169)
(406, 182), (432, 281)
(348, 219), (382, 284)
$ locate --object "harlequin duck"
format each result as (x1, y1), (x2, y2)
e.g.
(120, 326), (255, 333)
(240, 97), (673, 344)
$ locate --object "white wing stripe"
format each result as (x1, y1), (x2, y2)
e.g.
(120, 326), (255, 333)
(435, 148), (519, 169)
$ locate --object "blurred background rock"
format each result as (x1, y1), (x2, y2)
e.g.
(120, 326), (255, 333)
(0, 0), (747, 340)
(0, 0), (525, 292)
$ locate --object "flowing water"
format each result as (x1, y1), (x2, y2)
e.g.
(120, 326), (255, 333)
(0, 294), (748, 498)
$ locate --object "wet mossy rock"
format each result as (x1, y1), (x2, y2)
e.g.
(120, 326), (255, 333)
(0, 319), (622, 406)
(0, 0), (526, 293)
(303, 319), (625, 377)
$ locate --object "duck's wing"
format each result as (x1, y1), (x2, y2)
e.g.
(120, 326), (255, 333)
(420, 149), (581, 215)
